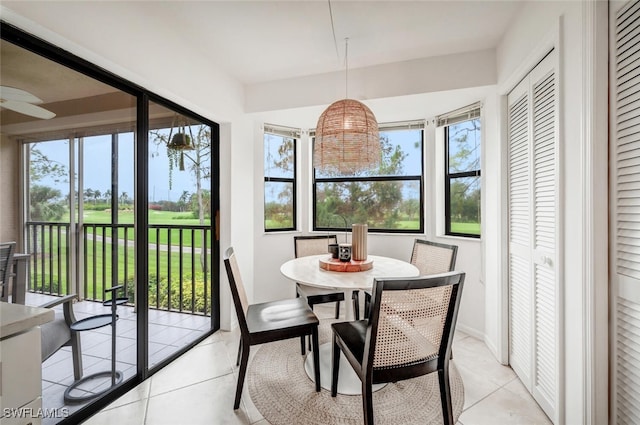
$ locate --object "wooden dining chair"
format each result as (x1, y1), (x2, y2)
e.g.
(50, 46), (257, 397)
(223, 247), (321, 410)
(331, 271), (465, 425)
(364, 239), (458, 317)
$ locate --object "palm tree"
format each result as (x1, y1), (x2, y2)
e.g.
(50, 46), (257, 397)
(178, 190), (190, 212)
(30, 185), (66, 221)
(84, 188), (94, 200)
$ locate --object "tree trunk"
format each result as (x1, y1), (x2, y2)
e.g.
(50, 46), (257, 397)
(195, 151), (206, 269)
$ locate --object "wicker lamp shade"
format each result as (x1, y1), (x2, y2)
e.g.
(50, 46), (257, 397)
(313, 98), (381, 174)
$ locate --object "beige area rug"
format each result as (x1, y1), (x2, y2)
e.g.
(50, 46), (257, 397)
(247, 320), (464, 425)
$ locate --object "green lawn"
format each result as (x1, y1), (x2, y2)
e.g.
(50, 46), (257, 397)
(76, 210), (212, 248)
(79, 209), (208, 225)
(31, 209), (212, 306)
(395, 220), (421, 230)
(451, 222), (481, 235)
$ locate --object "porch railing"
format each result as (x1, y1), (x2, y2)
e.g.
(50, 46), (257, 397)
(26, 222), (71, 296)
(25, 221), (212, 315)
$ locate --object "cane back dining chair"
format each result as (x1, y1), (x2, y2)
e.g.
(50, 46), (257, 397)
(224, 247), (321, 410)
(331, 271), (465, 425)
(364, 239), (458, 317)
(294, 235), (360, 320)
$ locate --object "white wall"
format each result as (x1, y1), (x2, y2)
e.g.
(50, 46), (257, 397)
(479, 92), (506, 360)
(245, 49), (497, 112)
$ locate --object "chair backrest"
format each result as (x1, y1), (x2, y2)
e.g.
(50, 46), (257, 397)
(410, 239), (458, 275)
(294, 235), (337, 258)
(365, 271), (465, 377)
(0, 241), (16, 300)
(223, 247), (250, 334)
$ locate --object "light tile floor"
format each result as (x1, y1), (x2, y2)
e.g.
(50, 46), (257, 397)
(83, 304), (552, 425)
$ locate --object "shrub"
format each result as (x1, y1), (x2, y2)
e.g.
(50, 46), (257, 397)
(146, 273), (210, 314)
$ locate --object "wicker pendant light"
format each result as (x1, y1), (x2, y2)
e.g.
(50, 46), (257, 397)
(313, 38), (380, 174)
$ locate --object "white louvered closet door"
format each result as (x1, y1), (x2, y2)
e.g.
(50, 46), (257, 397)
(612, 1), (640, 424)
(507, 51), (559, 424)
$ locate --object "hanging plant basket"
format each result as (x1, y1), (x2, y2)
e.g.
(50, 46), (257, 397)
(168, 132), (195, 151)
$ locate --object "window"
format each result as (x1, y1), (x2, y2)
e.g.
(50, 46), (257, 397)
(264, 125), (298, 231)
(313, 122), (424, 233)
(440, 104), (481, 237)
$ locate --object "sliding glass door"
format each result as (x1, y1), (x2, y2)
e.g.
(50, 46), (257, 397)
(1, 24), (219, 424)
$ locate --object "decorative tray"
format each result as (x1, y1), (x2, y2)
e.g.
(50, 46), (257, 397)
(319, 256), (373, 272)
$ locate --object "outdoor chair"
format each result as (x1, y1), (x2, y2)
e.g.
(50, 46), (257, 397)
(294, 235), (360, 354)
(39, 294), (83, 381)
(331, 271), (465, 425)
(0, 241), (16, 301)
(224, 246), (321, 410)
(365, 239), (458, 317)
(6, 250), (83, 381)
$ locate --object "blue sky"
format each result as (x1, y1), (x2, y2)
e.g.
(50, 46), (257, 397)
(33, 132), (205, 203)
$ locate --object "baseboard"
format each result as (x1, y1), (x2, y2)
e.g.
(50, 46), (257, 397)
(482, 335), (508, 365)
(456, 323), (484, 341)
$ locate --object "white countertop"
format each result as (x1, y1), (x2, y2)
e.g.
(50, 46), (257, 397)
(0, 301), (54, 339)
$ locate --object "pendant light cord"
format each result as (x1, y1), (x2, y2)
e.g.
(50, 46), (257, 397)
(328, 0), (340, 61)
(327, 0), (349, 99)
(345, 38), (349, 99)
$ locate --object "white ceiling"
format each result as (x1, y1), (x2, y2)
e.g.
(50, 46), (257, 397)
(135, 0), (524, 85)
(2, 0), (524, 88)
(0, 0), (524, 126)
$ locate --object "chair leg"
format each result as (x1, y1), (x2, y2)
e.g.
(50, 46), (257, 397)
(300, 335), (306, 356)
(236, 339), (242, 366)
(234, 342), (250, 410)
(70, 331), (83, 381)
(362, 377), (374, 425)
(308, 304), (315, 351)
(364, 292), (371, 319)
(353, 292), (360, 320)
(334, 301), (340, 319)
(438, 366), (454, 425)
(311, 327), (321, 392)
(331, 335), (341, 397)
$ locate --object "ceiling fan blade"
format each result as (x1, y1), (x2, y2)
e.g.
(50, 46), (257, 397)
(0, 100), (55, 119)
(0, 86), (43, 104)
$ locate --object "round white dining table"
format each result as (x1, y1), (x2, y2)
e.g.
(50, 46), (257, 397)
(280, 254), (419, 321)
(280, 254), (419, 394)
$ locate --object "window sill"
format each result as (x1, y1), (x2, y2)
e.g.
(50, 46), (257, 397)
(436, 234), (482, 243)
